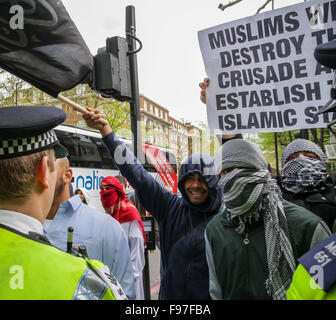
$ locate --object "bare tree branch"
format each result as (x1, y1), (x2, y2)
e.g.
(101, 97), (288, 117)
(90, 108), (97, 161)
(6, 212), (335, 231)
(218, 0), (273, 14)
(218, 0), (243, 11)
(256, 0), (272, 13)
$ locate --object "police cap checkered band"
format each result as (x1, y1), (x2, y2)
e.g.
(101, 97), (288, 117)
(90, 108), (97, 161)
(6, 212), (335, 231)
(0, 106), (68, 160)
(0, 129), (68, 160)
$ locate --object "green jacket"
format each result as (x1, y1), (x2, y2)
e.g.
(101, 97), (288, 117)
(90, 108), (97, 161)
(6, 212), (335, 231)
(0, 224), (125, 300)
(287, 232), (336, 300)
(205, 200), (331, 300)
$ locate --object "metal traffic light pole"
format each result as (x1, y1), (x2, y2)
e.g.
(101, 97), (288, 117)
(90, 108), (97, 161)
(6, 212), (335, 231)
(126, 5), (152, 301)
(126, 6), (142, 162)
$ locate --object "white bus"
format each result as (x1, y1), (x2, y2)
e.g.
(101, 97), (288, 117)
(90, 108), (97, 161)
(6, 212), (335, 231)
(55, 124), (178, 212)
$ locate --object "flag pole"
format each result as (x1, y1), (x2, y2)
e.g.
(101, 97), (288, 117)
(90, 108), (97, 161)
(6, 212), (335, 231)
(57, 93), (87, 113)
(57, 93), (108, 126)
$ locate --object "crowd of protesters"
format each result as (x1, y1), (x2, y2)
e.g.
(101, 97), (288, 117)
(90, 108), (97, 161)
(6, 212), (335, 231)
(79, 94), (335, 300)
(1, 91), (336, 300)
(1, 87), (336, 300)
(1, 38), (336, 300)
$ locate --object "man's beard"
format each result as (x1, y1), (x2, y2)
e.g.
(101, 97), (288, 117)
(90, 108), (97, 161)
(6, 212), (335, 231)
(51, 177), (66, 207)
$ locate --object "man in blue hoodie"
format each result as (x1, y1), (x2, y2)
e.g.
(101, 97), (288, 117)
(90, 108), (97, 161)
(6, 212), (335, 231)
(83, 108), (221, 300)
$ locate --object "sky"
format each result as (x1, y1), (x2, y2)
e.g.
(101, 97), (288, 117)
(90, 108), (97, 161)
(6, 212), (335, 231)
(62, 0), (303, 126)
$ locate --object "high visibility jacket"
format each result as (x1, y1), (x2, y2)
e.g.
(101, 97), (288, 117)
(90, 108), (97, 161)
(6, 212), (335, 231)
(0, 224), (125, 300)
(287, 233), (336, 300)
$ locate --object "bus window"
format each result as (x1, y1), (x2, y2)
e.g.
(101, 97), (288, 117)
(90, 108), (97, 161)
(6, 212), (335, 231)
(91, 137), (118, 170)
(166, 151), (177, 172)
(55, 130), (81, 166)
(77, 134), (102, 164)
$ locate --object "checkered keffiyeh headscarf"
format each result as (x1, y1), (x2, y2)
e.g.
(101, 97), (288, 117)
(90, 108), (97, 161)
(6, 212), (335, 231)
(281, 139), (326, 167)
(281, 139), (327, 194)
(215, 140), (296, 300)
(281, 156), (327, 194)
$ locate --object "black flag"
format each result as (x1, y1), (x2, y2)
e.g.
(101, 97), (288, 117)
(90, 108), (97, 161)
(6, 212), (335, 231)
(0, 0), (93, 98)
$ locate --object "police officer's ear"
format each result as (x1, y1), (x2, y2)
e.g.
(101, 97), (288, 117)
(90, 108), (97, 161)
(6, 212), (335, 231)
(36, 155), (51, 190)
(64, 168), (73, 184)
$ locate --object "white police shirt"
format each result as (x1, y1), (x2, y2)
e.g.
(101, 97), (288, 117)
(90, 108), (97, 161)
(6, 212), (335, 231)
(0, 209), (43, 235)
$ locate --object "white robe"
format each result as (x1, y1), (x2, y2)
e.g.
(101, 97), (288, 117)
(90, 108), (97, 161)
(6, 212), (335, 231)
(121, 220), (145, 300)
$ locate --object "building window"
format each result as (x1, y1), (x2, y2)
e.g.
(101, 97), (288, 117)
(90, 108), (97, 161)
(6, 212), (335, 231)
(143, 100), (147, 110)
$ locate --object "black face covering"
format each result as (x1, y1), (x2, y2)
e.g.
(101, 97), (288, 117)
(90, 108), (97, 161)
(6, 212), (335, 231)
(281, 156), (328, 194)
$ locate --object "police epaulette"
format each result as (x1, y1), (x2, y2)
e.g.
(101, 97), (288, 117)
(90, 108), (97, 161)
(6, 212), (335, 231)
(28, 231), (52, 245)
(298, 233), (336, 292)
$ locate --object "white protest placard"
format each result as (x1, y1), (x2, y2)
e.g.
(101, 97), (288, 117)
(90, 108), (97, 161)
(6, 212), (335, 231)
(198, 0), (336, 134)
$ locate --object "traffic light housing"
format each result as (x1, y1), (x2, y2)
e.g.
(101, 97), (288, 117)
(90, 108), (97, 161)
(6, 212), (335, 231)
(89, 36), (132, 102)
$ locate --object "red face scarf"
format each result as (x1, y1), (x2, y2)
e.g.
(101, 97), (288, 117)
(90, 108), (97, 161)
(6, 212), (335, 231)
(100, 176), (146, 244)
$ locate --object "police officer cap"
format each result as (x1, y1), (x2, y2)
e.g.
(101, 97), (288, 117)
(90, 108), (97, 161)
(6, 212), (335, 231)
(0, 106), (68, 160)
(314, 39), (336, 69)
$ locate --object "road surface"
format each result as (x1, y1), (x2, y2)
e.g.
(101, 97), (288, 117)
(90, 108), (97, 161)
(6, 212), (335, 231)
(148, 247), (161, 300)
